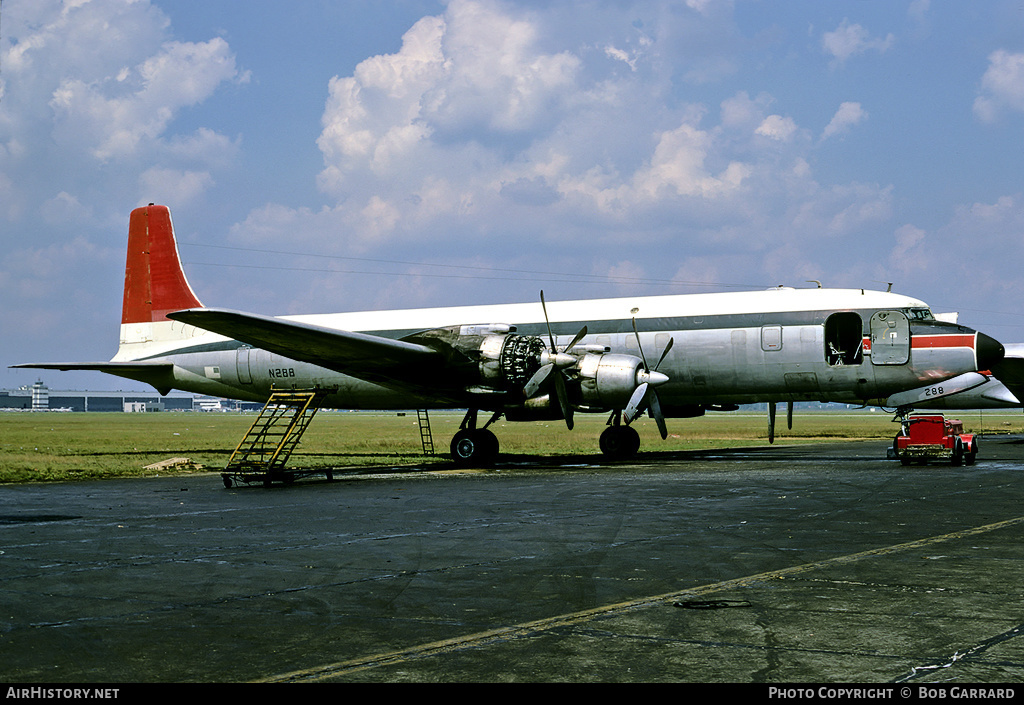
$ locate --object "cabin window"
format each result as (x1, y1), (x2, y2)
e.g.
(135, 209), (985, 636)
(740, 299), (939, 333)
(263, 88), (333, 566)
(824, 312), (863, 366)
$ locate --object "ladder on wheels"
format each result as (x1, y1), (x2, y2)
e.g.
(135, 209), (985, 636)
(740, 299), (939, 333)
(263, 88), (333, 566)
(222, 389), (331, 488)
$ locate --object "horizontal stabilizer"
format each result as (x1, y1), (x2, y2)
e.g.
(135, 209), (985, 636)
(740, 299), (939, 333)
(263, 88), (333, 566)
(166, 308), (443, 386)
(10, 361), (177, 395)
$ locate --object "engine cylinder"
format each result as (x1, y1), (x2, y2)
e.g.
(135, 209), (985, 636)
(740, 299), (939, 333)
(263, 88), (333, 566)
(476, 333), (546, 389)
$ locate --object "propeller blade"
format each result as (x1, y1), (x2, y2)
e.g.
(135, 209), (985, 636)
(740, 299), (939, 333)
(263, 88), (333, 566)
(522, 363), (554, 398)
(623, 382), (649, 425)
(540, 290), (557, 351)
(648, 390), (668, 440)
(552, 368), (573, 430)
(631, 317), (649, 371)
(654, 336), (674, 371)
(533, 292), (582, 429)
(564, 325), (587, 353)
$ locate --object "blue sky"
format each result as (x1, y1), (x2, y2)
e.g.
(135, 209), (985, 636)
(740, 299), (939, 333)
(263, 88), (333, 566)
(2, 0), (1023, 392)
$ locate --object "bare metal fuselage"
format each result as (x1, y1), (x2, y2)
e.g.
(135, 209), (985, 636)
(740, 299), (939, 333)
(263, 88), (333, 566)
(128, 289), (990, 416)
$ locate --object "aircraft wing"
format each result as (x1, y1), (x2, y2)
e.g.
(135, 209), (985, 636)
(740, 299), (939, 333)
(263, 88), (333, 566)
(166, 307), (449, 391)
(10, 361), (178, 395)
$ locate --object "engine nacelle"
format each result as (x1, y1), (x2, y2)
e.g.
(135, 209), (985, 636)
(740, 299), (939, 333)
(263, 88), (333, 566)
(408, 324), (546, 392)
(423, 324), (665, 411)
(576, 352), (648, 409)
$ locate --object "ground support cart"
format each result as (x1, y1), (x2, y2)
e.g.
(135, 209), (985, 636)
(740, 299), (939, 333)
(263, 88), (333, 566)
(893, 413), (978, 466)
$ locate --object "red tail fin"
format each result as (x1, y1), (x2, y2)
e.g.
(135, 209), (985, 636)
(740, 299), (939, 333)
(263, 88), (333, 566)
(122, 204), (203, 324)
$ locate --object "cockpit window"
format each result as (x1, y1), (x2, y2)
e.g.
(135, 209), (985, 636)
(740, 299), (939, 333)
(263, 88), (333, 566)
(905, 308), (935, 321)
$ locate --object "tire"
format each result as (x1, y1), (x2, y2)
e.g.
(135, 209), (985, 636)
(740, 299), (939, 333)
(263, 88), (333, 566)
(450, 429), (499, 467)
(600, 426), (641, 459)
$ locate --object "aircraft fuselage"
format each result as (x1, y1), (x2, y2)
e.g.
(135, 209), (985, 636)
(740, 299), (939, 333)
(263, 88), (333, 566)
(123, 288), (995, 413)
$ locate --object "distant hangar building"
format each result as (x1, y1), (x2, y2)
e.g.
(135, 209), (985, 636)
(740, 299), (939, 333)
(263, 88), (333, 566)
(1, 381), (200, 412)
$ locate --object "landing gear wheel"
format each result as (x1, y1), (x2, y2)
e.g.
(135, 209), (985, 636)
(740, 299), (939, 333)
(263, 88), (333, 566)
(450, 429), (499, 467)
(599, 426), (641, 459)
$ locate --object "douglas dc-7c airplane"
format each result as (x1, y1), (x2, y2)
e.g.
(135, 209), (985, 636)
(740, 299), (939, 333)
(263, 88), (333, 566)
(14, 204), (1006, 466)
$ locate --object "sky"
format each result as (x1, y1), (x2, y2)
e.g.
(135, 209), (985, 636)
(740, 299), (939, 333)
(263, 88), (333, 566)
(2, 0), (1024, 392)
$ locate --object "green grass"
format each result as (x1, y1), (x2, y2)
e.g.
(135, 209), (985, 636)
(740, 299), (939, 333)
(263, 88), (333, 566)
(1, 409), (1022, 483)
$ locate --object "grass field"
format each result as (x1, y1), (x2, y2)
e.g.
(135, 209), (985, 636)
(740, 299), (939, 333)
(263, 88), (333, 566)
(1, 408), (1022, 483)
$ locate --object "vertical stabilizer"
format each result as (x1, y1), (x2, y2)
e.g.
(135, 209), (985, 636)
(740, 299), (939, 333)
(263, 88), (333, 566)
(122, 204), (203, 324)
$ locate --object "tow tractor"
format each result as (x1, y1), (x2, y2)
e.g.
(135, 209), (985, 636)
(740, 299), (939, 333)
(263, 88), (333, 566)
(893, 413), (978, 466)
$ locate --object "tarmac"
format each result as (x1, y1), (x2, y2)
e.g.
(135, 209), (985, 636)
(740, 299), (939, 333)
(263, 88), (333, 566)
(2, 434), (1024, 684)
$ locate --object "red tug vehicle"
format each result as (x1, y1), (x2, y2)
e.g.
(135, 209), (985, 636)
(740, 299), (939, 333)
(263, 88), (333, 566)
(893, 414), (978, 466)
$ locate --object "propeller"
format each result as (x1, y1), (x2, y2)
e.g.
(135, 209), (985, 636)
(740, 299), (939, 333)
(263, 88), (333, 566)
(521, 291), (587, 430)
(622, 318), (673, 439)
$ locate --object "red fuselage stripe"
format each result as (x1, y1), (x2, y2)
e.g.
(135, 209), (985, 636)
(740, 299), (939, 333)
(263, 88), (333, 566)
(863, 334), (976, 351)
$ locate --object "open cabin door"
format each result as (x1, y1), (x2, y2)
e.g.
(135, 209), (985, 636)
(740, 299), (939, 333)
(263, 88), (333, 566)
(869, 311), (910, 365)
(824, 312), (864, 366)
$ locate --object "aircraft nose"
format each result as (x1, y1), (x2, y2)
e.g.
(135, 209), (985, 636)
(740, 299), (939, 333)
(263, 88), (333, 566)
(977, 332), (1005, 371)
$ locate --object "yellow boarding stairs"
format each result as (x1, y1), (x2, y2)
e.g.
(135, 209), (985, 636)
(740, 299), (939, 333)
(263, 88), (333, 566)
(222, 389), (331, 488)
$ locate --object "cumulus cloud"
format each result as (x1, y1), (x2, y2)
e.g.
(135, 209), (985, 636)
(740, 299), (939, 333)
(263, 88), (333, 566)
(311, 1), (798, 245)
(1, 1), (944, 330)
(225, 0), (896, 291)
(822, 20), (895, 64)
(139, 168), (215, 207)
(50, 38), (243, 160)
(974, 50), (1024, 122)
(822, 102), (867, 140)
(0, 0), (244, 226)
(316, 1), (580, 202)
(756, 115), (798, 141)
(890, 224), (929, 274)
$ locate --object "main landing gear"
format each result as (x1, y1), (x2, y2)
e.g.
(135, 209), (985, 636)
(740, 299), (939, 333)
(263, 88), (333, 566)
(598, 412), (641, 459)
(450, 409), (502, 467)
(449, 408), (647, 466)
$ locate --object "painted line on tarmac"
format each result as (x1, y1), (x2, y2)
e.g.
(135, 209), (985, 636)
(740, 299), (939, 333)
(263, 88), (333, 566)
(256, 515), (1024, 683)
